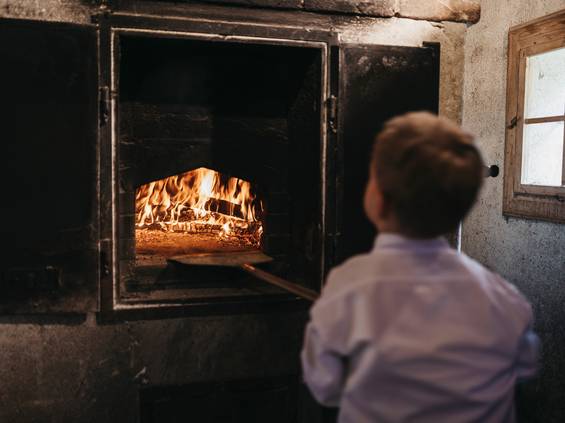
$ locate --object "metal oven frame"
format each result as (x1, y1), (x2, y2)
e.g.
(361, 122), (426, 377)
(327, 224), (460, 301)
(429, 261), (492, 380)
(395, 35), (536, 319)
(96, 11), (338, 321)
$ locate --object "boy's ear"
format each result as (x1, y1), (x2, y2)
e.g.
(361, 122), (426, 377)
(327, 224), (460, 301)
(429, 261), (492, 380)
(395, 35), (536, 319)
(375, 188), (390, 219)
(364, 175), (390, 228)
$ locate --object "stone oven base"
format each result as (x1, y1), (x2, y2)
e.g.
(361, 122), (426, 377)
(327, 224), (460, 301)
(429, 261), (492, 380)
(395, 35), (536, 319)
(139, 375), (300, 423)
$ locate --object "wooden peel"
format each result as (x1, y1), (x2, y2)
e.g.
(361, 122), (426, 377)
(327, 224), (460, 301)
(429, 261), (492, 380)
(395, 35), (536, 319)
(239, 263), (319, 301)
(168, 251), (319, 301)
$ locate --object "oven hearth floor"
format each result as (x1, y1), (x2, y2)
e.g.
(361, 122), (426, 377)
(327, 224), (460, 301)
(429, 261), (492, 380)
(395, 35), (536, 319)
(123, 230), (289, 300)
(136, 229), (259, 256)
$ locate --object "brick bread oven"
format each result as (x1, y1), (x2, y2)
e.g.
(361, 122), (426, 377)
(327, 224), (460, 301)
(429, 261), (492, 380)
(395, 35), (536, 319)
(0, 1), (456, 421)
(0, 4), (439, 319)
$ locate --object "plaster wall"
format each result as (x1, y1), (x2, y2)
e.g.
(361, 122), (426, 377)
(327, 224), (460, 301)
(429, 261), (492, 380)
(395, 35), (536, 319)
(462, 1), (565, 421)
(0, 1), (467, 422)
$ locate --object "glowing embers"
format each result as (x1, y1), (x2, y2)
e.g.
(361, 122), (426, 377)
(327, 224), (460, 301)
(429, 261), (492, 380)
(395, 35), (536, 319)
(135, 168), (263, 252)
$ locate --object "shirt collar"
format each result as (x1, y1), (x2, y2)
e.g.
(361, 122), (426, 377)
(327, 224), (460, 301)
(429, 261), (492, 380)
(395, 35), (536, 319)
(373, 233), (450, 251)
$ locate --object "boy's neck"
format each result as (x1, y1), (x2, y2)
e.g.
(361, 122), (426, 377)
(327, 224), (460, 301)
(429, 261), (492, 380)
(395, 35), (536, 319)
(377, 230), (441, 241)
(373, 216), (412, 237)
(376, 222), (441, 241)
(373, 211), (438, 240)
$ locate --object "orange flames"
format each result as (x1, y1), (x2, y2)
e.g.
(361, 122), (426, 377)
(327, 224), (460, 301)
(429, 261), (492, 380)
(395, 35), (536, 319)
(135, 167), (262, 245)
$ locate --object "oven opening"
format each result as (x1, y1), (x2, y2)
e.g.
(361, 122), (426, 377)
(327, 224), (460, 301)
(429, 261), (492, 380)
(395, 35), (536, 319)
(136, 167), (263, 257)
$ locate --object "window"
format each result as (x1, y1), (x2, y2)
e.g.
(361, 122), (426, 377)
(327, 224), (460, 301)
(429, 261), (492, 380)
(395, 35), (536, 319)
(503, 9), (565, 223)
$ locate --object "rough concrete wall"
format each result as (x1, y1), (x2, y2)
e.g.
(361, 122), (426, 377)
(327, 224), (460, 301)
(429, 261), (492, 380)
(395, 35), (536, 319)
(0, 1), (468, 422)
(462, 1), (565, 421)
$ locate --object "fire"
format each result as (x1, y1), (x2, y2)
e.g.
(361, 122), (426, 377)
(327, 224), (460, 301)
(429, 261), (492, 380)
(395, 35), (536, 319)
(135, 167), (263, 246)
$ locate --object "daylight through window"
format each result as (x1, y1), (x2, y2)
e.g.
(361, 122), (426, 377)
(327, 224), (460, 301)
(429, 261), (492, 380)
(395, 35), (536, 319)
(521, 47), (565, 187)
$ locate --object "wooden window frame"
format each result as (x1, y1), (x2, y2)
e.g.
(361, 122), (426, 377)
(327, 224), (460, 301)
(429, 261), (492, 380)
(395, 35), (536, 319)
(503, 9), (565, 223)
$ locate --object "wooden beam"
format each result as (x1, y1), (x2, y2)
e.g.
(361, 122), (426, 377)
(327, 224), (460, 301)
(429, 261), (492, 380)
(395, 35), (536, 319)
(398, 0), (481, 24)
(192, 0), (481, 24)
(304, 0), (396, 18)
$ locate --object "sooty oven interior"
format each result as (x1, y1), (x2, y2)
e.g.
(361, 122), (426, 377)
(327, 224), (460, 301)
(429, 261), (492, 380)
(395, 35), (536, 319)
(116, 33), (326, 304)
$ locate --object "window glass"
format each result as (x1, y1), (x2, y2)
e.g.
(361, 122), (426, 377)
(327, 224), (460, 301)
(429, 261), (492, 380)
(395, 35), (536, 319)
(521, 121), (564, 186)
(524, 47), (565, 118)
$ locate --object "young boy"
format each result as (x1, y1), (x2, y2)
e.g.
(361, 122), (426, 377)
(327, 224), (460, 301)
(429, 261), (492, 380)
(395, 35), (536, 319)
(301, 112), (539, 423)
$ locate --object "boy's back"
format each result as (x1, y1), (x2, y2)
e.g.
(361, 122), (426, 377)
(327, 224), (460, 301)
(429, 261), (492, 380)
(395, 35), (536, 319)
(301, 112), (538, 422)
(302, 234), (538, 423)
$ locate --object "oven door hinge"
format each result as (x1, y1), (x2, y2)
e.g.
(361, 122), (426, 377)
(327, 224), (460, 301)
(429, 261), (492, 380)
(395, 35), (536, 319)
(100, 245), (110, 277)
(327, 95), (338, 134)
(99, 86), (110, 127)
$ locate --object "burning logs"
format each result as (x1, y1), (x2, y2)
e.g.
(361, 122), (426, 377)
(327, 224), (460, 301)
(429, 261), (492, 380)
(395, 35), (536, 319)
(139, 216), (262, 240)
(135, 167), (263, 248)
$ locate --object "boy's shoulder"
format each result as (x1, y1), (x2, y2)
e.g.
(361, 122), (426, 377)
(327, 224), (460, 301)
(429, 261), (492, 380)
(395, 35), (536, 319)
(311, 247), (534, 349)
(321, 246), (531, 312)
(322, 251), (379, 298)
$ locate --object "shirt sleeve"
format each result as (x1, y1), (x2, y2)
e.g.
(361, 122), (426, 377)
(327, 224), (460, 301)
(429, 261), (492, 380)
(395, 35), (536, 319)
(301, 320), (345, 407)
(300, 263), (357, 406)
(495, 274), (540, 381)
(515, 323), (540, 381)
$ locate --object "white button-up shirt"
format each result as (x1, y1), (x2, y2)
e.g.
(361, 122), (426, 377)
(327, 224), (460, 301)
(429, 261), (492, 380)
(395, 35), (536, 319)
(302, 234), (538, 423)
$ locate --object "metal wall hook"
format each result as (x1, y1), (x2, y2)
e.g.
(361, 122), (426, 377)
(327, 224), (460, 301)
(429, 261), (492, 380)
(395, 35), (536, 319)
(484, 165), (500, 178)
